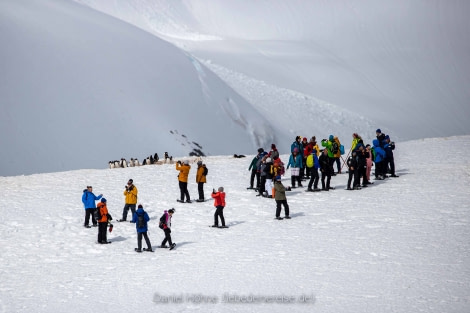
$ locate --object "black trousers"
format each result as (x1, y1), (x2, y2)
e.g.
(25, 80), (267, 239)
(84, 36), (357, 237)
(275, 200), (290, 218)
(121, 204), (136, 221)
(349, 169), (359, 188)
(321, 171), (331, 189)
(198, 182), (205, 200)
(259, 176), (266, 194)
(85, 208), (97, 226)
(214, 206), (225, 226)
(308, 168), (319, 189)
(249, 169), (260, 188)
(97, 222), (108, 243)
(179, 181), (190, 201)
(137, 231), (152, 250)
(162, 228), (173, 246)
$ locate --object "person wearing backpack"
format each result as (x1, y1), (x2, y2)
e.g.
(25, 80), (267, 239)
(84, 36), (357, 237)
(306, 149), (321, 192)
(321, 135), (336, 175)
(159, 208), (176, 250)
(81, 186), (103, 228)
(372, 139), (387, 180)
(131, 204), (152, 252)
(196, 161), (207, 202)
(319, 148), (334, 190)
(96, 198), (111, 244)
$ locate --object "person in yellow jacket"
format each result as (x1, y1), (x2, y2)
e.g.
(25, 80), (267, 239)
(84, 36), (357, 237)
(119, 179), (138, 222)
(195, 161), (207, 202)
(334, 136), (342, 174)
(176, 160), (191, 203)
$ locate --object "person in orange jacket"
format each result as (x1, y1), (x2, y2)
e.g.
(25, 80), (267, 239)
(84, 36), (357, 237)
(211, 187), (227, 228)
(195, 161), (207, 202)
(96, 198), (110, 244)
(176, 160), (191, 203)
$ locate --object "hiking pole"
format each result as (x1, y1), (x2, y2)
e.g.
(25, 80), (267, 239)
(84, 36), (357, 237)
(341, 147), (352, 171)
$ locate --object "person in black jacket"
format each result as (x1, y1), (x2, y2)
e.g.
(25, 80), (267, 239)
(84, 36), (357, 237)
(347, 151), (359, 190)
(319, 149), (333, 190)
(263, 157), (275, 197)
(355, 144), (370, 186)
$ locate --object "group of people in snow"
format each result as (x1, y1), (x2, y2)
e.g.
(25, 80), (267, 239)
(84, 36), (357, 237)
(247, 128), (398, 197)
(81, 159), (226, 251)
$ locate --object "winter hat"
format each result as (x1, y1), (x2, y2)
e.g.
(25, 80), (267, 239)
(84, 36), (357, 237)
(257, 148), (264, 153)
(329, 135), (334, 141)
(366, 144), (371, 148)
(303, 137), (308, 141)
(197, 160), (202, 165)
(271, 144), (276, 149)
(293, 147), (298, 153)
(356, 143), (364, 150)
(184, 160), (189, 165)
(385, 135), (390, 140)
(128, 179), (133, 184)
(376, 129), (382, 134)
(275, 176), (282, 181)
(101, 198), (107, 203)
(218, 186), (224, 192)
(265, 157), (272, 163)
(168, 208), (175, 214)
(138, 204), (143, 209)
(296, 135), (301, 141)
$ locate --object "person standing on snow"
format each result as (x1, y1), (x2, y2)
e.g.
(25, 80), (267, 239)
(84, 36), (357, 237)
(81, 185), (102, 228)
(176, 160), (191, 203)
(274, 176), (290, 220)
(211, 187), (227, 228)
(195, 161), (207, 202)
(96, 198), (111, 244)
(119, 179), (138, 222)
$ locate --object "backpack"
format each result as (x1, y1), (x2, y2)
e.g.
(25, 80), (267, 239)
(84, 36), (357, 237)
(137, 213), (146, 228)
(340, 144), (345, 155)
(332, 141), (339, 154)
(203, 166), (208, 176)
(94, 208), (102, 221)
(159, 214), (166, 229)
(306, 154), (314, 168)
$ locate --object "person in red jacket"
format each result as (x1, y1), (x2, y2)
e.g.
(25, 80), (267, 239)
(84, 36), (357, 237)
(211, 187), (227, 228)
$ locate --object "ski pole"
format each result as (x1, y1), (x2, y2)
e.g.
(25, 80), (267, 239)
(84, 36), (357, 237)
(341, 147), (352, 171)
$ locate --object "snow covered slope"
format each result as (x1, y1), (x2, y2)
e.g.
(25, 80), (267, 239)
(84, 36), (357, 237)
(0, 136), (469, 313)
(76, 0), (470, 141)
(0, 0), (273, 176)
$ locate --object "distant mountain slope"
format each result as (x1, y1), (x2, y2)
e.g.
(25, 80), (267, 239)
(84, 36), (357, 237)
(0, 0), (273, 176)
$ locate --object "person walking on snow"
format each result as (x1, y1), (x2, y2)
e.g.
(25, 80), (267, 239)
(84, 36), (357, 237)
(159, 208), (176, 250)
(211, 187), (227, 228)
(131, 204), (152, 252)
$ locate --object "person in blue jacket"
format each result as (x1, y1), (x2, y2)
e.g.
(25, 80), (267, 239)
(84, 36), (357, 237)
(131, 204), (152, 252)
(287, 148), (303, 188)
(307, 149), (321, 191)
(372, 139), (386, 180)
(81, 186), (103, 228)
